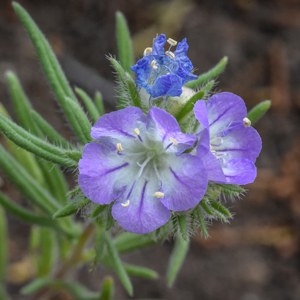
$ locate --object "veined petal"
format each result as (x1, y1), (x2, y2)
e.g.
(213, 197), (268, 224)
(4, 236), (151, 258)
(206, 92), (247, 136)
(150, 74), (182, 98)
(174, 38), (189, 57)
(91, 107), (146, 141)
(152, 34), (167, 55)
(78, 143), (130, 204)
(147, 107), (196, 153)
(112, 180), (171, 234)
(222, 158), (257, 185)
(201, 151), (226, 183)
(194, 100), (209, 130)
(159, 154), (208, 211)
(217, 125), (262, 161)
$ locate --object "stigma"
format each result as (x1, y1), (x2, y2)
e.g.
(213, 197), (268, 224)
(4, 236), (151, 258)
(169, 137), (178, 145)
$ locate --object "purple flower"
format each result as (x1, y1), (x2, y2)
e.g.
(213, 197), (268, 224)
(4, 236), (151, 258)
(194, 92), (262, 185)
(78, 107), (208, 234)
(131, 34), (197, 99)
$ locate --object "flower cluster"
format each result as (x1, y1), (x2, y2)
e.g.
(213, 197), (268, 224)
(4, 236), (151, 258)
(78, 35), (262, 234)
(131, 34), (197, 99)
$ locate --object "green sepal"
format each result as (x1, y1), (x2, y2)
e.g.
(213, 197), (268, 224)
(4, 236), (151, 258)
(104, 232), (133, 296)
(115, 11), (134, 73)
(173, 214), (190, 241)
(166, 235), (190, 287)
(108, 56), (142, 109)
(52, 191), (90, 219)
(217, 184), (245, 198)
(185, 56), (228, 89)
(174, 90), (205, 122)
(200, 198), (231, 223)
(192, 206), (209, 238)
(247, 100), (271, 125)
(75, 87), (101, 123)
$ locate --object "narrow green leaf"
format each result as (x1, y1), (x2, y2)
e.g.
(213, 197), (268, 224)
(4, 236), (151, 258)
(53, 198), (90, 219)
(36, 228), (56, 276)
(12, 2), (91, 143)
(115, 11), (134, 73)
(185, 56), (228, 89)
(0, 207), (7, 282)
(0, 145), (59, 214)
(0, 113), (76, 167)
(5, 71), (40, 134)
(98, 277), (114, 300)
(166, 235), (190, 287)
(105, 232), (133, 296)
(114, 232), (155, 254)
(21, 278), (99, 299)
(75, 87), (100, 123)
(0, 191), (65, 230)
(218, 184), (245, 197)
(247, 100), (271, 124)
(124, 263), (159, 280)
(175, 90), (205, 122)
(94, 91), (105, 116)
(65, 97), (91, 143)
(31, 110), (70, 148)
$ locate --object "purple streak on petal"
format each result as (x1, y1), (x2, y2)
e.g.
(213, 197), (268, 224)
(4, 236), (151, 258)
(222, 158), (257, 185)
(160, 154), (208, 211)
(201, 152), (226, 183)
(78, 143), (129, 204)
(217, 125), (262, 161)
(148, 107), (196, 152)
(91, 106), (146, 141)
(206, 92), (247, 136)
(112, 180), (171, 234)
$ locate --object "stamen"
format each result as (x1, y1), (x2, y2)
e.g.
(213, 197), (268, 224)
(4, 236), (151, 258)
(154, 191), (165, 198)
(116, 143), (123, 152)
(169, 137), (178, 145)
(165, 51), (175, 59)
(167, 38), (177, 46)
(243, 117), (251, 127)
(143, 47), (152, 56)
(121, 200), (130, 207)
(151, 60), (158, 70)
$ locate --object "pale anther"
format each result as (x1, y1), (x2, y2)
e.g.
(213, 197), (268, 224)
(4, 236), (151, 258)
(167, 38), (177, 46)
(143, 47), (152, 56)
(133, 128), (140, 136)
(154, 191), (165, 198)
(116, 143), (123, 152)
(121, 199), (130, 207)
(165, 51), (175, 59)
(151, 60), (158, 70)
(169, 137), (178, 145)
(243, 117), (251, 127)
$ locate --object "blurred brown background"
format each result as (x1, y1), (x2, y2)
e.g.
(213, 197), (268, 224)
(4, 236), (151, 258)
(0, 0), (300, 299)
